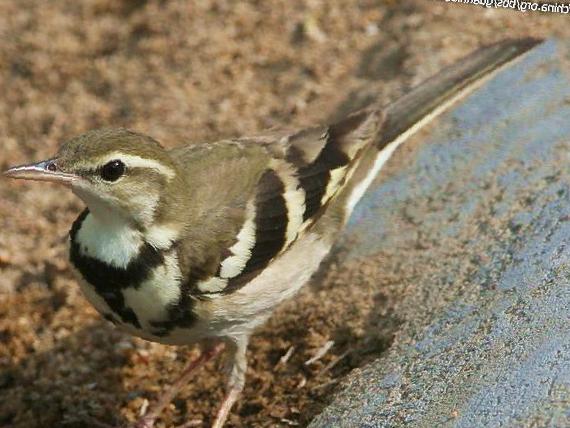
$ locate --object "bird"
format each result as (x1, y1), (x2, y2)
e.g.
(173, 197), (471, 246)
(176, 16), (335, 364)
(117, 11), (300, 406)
(4, 38), (540, 428)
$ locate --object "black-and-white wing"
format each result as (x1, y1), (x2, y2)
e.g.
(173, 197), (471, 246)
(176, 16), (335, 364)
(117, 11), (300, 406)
(176, 37), (542, 297)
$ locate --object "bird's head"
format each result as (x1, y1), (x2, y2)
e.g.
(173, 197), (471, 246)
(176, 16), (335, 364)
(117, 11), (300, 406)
(4, 128), (181, 228)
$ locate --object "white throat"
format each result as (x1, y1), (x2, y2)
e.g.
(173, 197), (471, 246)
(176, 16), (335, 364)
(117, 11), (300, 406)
(74, 199), (143, 269)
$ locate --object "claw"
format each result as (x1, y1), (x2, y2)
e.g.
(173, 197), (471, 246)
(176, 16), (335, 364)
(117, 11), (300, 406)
(133, 416), (155, 428)
(129, 342), (225, 428)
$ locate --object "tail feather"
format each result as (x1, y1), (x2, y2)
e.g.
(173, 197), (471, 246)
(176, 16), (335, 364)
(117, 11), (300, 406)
(343, 38), (542, 215)
(379, 38), (542, 148)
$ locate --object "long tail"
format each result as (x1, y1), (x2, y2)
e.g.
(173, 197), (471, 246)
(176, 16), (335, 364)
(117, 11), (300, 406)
(379, 38), (542, 148)
(343, 38), (542, 214)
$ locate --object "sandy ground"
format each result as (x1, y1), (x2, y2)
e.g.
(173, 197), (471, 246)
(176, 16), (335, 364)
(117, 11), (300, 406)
(0, 1), (568, 427)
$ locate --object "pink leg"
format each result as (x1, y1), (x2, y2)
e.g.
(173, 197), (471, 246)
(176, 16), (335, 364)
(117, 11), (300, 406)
(210, 336), (248, 428)
(133, 342), (225, 428)
(211, 385), (243, 428)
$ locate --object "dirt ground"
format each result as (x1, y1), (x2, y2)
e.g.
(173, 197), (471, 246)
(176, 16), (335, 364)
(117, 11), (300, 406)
(0, 1), (568, 427)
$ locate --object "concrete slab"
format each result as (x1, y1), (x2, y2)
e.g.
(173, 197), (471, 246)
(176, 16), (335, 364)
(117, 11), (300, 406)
(311, 40), (570, 428)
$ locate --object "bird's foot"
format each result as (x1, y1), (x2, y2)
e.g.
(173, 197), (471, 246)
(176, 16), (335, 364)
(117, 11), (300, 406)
(210, 385), (242, 428)
(132, 415), (156, 428)
(129, 343), (225, 428)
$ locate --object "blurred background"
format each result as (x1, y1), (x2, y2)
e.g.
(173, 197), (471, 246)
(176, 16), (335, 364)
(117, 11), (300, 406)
(0, 1), (568, 427)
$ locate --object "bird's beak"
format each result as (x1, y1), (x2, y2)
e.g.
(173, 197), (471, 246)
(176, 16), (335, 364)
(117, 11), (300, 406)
(3, 159), (77, 186)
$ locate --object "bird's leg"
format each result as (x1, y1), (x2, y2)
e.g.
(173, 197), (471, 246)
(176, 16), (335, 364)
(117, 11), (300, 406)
(211, 336), (249, 428)
(133, 341), (226, 428)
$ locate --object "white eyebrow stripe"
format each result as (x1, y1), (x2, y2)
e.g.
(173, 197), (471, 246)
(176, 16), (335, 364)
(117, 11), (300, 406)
(100, 152), (176, 180)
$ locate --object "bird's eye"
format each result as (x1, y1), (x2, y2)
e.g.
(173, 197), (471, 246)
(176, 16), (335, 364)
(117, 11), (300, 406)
(100, 160), (125, 182)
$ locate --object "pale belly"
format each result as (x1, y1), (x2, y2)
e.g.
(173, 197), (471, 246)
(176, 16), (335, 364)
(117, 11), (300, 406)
(75, 232), (332, 346)
(157, 232), (333, 345)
